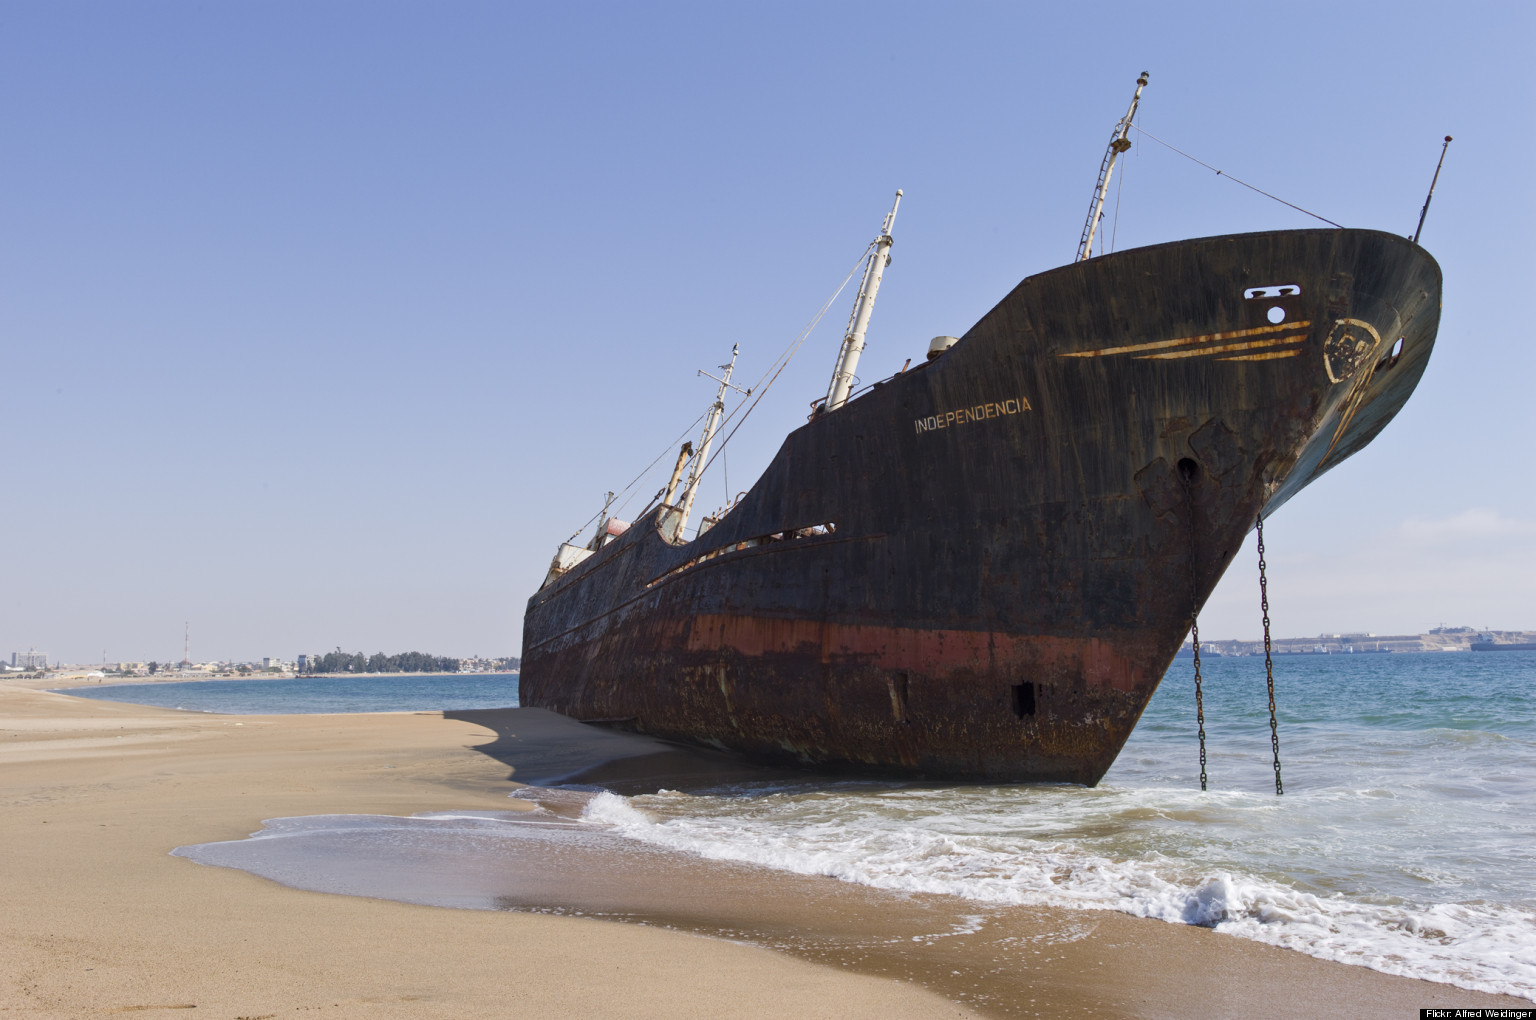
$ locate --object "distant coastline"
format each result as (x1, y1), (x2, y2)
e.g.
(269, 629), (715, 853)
(22, 669), (518, 692)
(13, 628), (1533, 689)
(1185, 626), (1536, 657)
(296, 670), (519, 679)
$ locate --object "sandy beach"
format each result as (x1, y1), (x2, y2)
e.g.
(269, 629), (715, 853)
(3, 680), (1531, 1018)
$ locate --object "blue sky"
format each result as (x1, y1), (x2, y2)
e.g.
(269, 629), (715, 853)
(4, 1), (1532, 664)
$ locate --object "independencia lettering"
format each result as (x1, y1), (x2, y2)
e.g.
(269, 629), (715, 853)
(914, 397), (1032, 435)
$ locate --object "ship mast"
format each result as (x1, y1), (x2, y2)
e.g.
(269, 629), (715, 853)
(823, 190), (902, 413)
(1077, 72), (1148, 262)
(674, 344), (748, 540)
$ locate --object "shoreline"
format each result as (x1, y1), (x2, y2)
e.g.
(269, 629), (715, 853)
(1, 683), (964, 1018)
(3, 683), (1530, 1017)
(17, 669), (517, 692)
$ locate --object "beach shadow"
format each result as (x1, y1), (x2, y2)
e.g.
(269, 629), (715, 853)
(443, 706), (808, 795)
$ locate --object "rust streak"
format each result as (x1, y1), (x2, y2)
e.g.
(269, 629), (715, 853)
(1058, 320), (1310, 358)
(683, 614), (1144, 691)
(1323, 362), (1380, 459)
(1136, 334), (1307, 360)
(1216, 349), (1303, 362)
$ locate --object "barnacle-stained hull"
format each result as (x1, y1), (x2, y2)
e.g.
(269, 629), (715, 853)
(520, 228), (1441, 784)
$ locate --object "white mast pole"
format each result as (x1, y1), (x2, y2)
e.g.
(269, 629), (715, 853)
(1077, 72), (1148, 262)
(824, 190), (902, 413)
(675, 344), (745, 540)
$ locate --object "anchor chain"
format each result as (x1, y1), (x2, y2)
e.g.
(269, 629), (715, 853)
(1183, 468), (1207, 791)
(1256, 513), (1283, 795)
(1191, 610), (1208, 791)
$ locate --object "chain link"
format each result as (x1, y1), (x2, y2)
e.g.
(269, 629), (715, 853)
(1257, 513), (1283, 796)
(1192, 614), (1207, 791)
(1184, 470), (1207, 791)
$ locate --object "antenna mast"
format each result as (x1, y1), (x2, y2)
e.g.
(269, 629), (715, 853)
(674, 344), (749, 540)
(824, 190), (902, 413)
(1412, 136), (1452, 245)
(1077, 72), (1149, 262)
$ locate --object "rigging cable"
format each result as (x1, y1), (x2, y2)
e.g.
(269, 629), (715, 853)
(1110, 129), (1128, 255)
(610, 409), (711, 518)
(1129, 123), (1343, 229)
(693, 243), (875, 481)
(565, 407), (712, 542)
(624, 242), (874, 527)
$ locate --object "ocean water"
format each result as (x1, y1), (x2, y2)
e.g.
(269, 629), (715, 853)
(167, 652), (1536, 999)
(60, 672), (520, 714)
(576, 652), (1536, 998)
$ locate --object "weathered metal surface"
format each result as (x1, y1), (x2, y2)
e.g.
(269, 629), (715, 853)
(520, 227), (1442, 785)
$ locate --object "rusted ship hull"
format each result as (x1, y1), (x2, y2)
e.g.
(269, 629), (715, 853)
(521, 228), (1440, 784)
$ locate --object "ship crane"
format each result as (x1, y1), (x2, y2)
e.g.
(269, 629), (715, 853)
(674, 344), (750, 541)
(1077, 72), (1148, 262)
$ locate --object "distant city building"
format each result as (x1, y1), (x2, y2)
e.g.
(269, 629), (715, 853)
(458, 656), (520, 673)
(296, 654), (308, 672)
(11, 651), (47, 669)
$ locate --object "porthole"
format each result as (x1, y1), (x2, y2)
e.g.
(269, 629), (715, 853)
(1376, 336), (1405, 372)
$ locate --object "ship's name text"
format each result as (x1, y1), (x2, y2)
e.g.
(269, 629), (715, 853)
(914, 397), (1032, 435)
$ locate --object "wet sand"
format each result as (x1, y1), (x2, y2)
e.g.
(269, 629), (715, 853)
(2, 682), (1529, 1018)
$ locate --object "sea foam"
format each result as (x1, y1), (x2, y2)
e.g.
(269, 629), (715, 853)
(577, 784), (1536, 1000)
